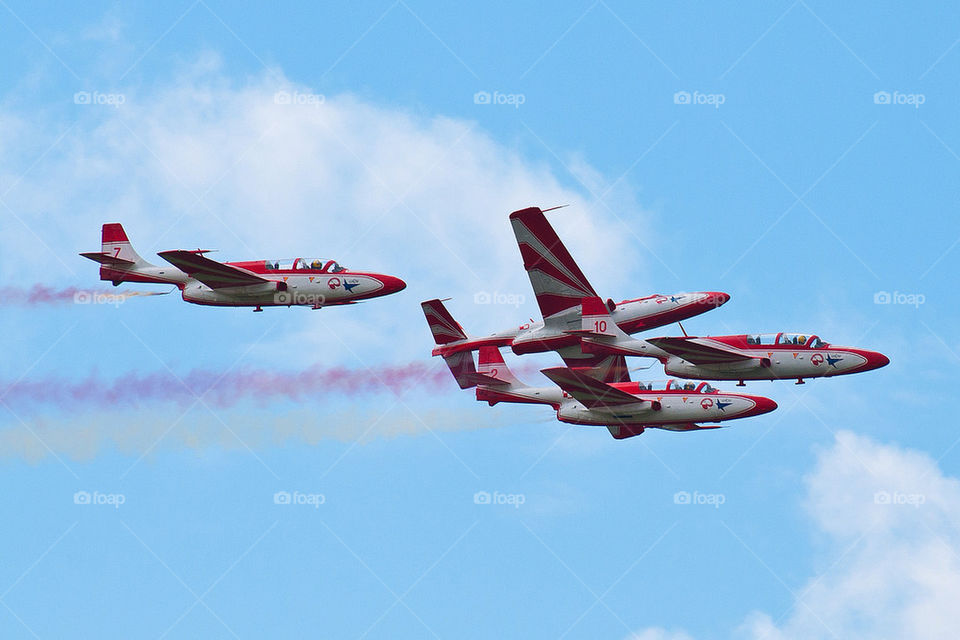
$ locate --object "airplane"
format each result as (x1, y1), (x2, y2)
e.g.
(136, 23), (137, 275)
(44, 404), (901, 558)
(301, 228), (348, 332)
(467, 346), (777, 439)
(81, 223), (406, 311)
(576, 296), (890, 385)
(423, 206), (731, 385)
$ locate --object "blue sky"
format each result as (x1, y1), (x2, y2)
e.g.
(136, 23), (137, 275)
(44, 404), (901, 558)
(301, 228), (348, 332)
(1, 1), (959, 638)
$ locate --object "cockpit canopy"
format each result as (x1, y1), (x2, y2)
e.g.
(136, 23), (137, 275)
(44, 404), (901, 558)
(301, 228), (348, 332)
(262, 258), (347, 273)
(745, 333), (827, 348)
(635, 380), (719, 393)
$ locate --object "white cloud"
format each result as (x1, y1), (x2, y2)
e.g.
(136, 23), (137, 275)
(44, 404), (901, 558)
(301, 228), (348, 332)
(624, 629), (694, 640)
(628, 430), (960, 640)
(0, 55), (652, 365)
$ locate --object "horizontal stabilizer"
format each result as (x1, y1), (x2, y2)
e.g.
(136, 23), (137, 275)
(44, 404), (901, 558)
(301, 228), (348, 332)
(79, 252), (136, 267)
(442, 352), (479, 390)
(462, 372), (509, 387)
(541, 366), (640, 409)
(646, 337), (755, 365)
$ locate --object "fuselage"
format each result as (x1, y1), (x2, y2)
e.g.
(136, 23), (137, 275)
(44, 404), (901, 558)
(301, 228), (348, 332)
(102, 257), (406, 308)
(476, 379), (776, 427)
(432, 291), (729, 358)
(584, 331), (889, 382)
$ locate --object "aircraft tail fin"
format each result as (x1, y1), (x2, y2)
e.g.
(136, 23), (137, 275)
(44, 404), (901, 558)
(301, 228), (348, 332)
(421, 299), (469, 345)
(509, 206), (597, 320)
(580, 296), (630, 338)
(80, 223), (174, 286)
(476, 346), (523, 386)
(100, 223), (148, 265)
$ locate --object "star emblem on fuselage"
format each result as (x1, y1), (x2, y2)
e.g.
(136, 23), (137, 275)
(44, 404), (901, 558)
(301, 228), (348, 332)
(343, 280), (359, 292)
(826, 355), (843, 368)
(716, 400), (732, 411)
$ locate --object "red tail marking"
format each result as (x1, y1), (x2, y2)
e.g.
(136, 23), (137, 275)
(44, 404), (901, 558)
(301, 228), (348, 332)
(102, 223), (129, 243)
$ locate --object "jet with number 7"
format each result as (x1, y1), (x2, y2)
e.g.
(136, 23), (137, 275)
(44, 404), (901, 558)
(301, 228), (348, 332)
(81, 223), (406, 311)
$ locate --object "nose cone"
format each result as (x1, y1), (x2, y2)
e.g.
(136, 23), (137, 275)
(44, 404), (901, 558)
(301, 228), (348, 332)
(379, 274), (406, 296)
(701, 291), (730, 308)
(742, 395), (778, 418)
(853, 349), (890, 373)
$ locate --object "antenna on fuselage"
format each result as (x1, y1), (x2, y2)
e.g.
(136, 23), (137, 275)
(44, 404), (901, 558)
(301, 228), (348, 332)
(678, 321), (689, 337)
(541, 204), (569, 213)
(629, 362), (656, 372)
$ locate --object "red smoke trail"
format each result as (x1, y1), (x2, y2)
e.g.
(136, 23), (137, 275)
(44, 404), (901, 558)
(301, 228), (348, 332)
(0, 363), (447, 409)
(0, 285), (168, 305)
(0, 361), (545, 412)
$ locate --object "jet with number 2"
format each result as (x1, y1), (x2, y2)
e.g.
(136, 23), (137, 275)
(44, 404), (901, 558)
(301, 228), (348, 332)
(468, 347), (777, 439)
(81, 223), (406, 311)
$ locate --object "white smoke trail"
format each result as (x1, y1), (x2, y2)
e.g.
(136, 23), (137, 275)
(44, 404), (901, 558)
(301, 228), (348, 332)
(0, 404), (516, 463)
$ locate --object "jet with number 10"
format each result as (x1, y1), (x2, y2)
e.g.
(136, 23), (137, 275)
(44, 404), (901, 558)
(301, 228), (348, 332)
(424, 206), (730, 386)
(81, 223), (406, 310)
(577, 296), (889, 384)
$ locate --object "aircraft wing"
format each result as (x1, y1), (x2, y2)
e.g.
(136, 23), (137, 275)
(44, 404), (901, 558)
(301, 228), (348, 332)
(509, 207), (598, 320)
(541, 366), (641, 409)
(157, 250), (269, 289)
(645, 337), (755, 365)
(555, 347), (631, 383)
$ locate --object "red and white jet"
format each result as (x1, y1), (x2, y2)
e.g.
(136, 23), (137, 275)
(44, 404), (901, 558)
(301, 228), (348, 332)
(577, 296), (890, 384)
(423, 206), (730, 385)
(469, 347), (777, 439)
(81, 223), (406, 310)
